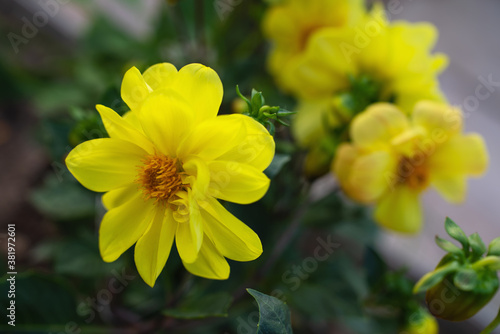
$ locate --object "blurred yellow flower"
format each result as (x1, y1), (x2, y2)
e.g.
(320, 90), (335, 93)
(66, 63), (275, 286)
(282, 5), (448, 175)
(333, 101), (488, 234)
(262, 0), (366, 91)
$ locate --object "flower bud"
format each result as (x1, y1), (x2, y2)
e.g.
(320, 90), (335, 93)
(425, 270), (499, 321)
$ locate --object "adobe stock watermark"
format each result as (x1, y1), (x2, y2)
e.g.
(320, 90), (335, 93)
(7, 0), (71, 54)
(214, 0), (243, 21)
(340, 0), (413, 63)
(229, 235), (340, 334)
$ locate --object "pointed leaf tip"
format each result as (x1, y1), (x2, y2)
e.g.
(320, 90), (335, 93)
(247, 289), (293, 334)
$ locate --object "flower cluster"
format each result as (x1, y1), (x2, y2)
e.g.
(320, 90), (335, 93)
(264, 0), (488, 233)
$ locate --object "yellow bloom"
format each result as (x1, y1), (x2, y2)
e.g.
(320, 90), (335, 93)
(285, 5), (448, 175)
(66, 63), (275, 286)
(333, 101), (488, 234)
(262, 0), (366, 91)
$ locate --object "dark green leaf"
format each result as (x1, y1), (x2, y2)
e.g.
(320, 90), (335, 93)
(163, 292), (232, 319)
(445, 217), (469, 250)
(247, 289), (293, 334)
(453, 268), (478, 291)
(30, 174), (95, 221)
(264, 154), (291, 178)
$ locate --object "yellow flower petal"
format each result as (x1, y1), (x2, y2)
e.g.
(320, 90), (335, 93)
(96, 104), (154, 154)
(99, 192), (155, 262)
(215, 117), (275, 171)
(183, 158), (210, 197)
(350, 103), (410, 150)
(65, 138), (147, 192)
(207, 161), (270, 205)
(333, 143), (359, 182)
(176, 64), (223, 122)
(412, 100), (463, 139)
(102, 183), (139, 210)
(122, 110), (144, 133)
(138, 92), (194, 157)
(134, 207), (177, 287)
(430, 173), (466, 203)
(182, 235), (230, 280)
(121, 66), (151, 111)
(348, 150), (397, 203)
(428, 133), (489, 176)
(178, 114), (247, 162)
(175, 195), (203, 264)
(374, 185), (422, 234)
(200, 197), (262, 261)
(142, 62), (178, 90)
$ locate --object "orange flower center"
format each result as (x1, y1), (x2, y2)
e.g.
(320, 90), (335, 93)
(136, 155), (185, 203)
(397, 154), (430, 191)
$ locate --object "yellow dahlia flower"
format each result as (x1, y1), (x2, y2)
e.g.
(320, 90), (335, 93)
(262, 0), (365, 91)
(66, 63), (275, 286)
(333, 101), (488, 234)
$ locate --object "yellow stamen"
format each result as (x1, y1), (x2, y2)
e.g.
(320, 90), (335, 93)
(136, 155), (185, 203)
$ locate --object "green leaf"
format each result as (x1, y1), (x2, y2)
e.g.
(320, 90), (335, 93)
(445, 217), (469, 250)
(453, 268), (478, 291)
(488, 237), (500, 256)
(469, 233), (487, 259)
(247, 289), (293, 334)
(30, 173), (95, 221)
(264, 154), (291, 178)
(435, 236), (463, 255)
(163, 292), (232, 319)
(413, 261), (460, 294)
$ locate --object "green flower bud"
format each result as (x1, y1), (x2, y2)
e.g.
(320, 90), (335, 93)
(414, 218), (500, 322)
(425, 267), (499, 321)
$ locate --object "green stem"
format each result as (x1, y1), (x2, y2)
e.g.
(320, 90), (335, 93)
(480, 306), (500, 334)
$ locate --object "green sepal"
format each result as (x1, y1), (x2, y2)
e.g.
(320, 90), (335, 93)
(488, 237), (500, 256)
(453, 268), (478, 291)
(435, 235), (463, 255)
(470, 233), (487, 259)
(235, 85), (252, 113)
(472, 256), (500, 271)
(413, 261), (460, 294)
(445, 217), (469, 250)
(251, 89), (265, 115)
